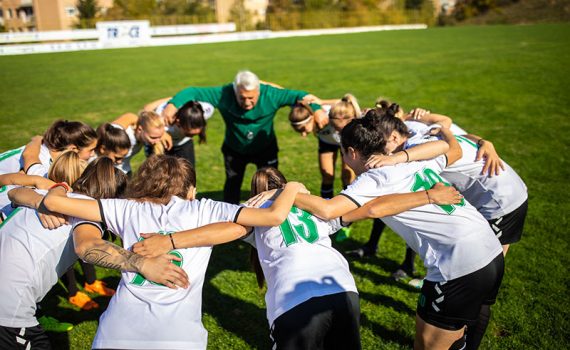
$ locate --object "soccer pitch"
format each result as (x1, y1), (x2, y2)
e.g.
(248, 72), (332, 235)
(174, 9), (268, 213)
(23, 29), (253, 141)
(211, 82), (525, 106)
(0, 23), (568, 349)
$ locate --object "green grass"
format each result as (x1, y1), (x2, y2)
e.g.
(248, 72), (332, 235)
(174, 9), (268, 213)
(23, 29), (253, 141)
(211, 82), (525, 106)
(1, 23), (569, 349)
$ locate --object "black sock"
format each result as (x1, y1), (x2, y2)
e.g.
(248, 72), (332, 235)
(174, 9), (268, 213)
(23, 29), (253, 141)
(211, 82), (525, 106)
(364, 219), (385, 252)
(321, 183), (334, 199)
(81, 261), (97, 285)
(400, 246), (416, 274)
(466, 304), (491, 350)
(63, 268), (79, 297)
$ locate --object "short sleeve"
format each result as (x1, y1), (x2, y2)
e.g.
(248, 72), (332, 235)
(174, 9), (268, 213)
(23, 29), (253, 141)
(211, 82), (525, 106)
(340, 171), (386, 207)
(26, 163), (49, 177)
(199, 102), (215, 119)
(98, 198), (133, 238)
(241, 231), (256, 248)
(196, 198), (242, 226)
(71, 217), (104, 237)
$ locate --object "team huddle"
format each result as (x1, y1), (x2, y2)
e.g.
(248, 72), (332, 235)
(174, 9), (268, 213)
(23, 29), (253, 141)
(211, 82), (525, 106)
(0, 70), (528, 350)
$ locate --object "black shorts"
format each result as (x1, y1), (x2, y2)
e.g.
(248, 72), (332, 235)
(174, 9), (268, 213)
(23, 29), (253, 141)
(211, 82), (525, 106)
(318, 139), (340, 154)
(417, 253), (504, 331)
(0, 325), (51, 350)
(488, 200), (528, 245)
(270, 291), (361, 350)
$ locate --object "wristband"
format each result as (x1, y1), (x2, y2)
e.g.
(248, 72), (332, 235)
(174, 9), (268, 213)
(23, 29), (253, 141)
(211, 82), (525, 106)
(477, 139), (485, 147)
(169, 233), (177, 250)
(49, 182), (71, 193)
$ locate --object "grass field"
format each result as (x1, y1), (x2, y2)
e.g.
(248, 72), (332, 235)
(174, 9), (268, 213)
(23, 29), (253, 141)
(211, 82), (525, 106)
(0, 23), (569, 349)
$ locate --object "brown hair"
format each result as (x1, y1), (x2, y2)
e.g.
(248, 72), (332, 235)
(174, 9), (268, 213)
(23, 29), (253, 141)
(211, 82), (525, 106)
(125, 155), (196, 205)
(43, 120), (97, 152)
(176, 101), (207, 144)
(137, 111), (165, 155)
(96, 123), (131, 155)
(71, 157), (128, 199)
(249, 167), (288, 288)
(288, 102), (314, 132)
(48, 150), (87, 185)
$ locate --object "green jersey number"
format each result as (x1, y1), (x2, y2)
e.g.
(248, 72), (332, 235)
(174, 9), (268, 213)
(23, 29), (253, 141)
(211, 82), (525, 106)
(130, 230), (183, 287)
(279, 206), (319, 246)
(455, 135), (478, 149)
(411, 168), (465, 214)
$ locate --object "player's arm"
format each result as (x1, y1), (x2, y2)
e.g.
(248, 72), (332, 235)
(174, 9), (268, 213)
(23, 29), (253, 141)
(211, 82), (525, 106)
(8, 187), (67, 229)
(74, 224), (189, 289)
(236, 182), (307, 227)
(440, 127), (462, 165)
(294, 193), (358, 220)
(165, 86), (223, 125)
(42, 187), (102, 222)
(111, 112), (139, 129)
(21, 135), (42, 173)
(143, 97), (172, 112)
(406, 108), (453, 128)
(463, 134), (505, 176)
(0, 173), (55, 189)
(366, 140), (449, 169)
(132, 222), (249, 258)
(341, 183), (462, 223)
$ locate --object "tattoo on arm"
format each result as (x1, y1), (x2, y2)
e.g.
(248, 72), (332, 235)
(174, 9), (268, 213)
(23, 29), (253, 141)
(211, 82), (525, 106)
(81, 240), (144, 272)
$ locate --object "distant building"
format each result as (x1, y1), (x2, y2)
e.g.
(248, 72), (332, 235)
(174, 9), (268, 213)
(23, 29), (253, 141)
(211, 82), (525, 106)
(0, 0), (113, 32)
(215, 0), (268, 25)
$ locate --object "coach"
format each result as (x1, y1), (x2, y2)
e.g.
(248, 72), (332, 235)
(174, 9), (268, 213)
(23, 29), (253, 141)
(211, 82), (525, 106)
(163, 70), (326, 203)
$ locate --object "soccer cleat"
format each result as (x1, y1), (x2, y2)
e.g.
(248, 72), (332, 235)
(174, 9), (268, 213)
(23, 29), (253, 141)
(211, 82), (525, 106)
(37, 316), (73, 333)
(69, 291), (99, 310)
(84, 280), (116, 297)
(408, 278), (424, 289)
(335, 227), (351, 242)
(392, 268), (411, 282)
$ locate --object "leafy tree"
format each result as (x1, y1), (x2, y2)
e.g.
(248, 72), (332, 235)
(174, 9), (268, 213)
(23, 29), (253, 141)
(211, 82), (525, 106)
(77, 0), (99, 19)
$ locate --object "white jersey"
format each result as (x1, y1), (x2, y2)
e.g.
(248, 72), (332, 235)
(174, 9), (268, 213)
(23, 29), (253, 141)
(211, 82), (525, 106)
(84, 196), (240, 350)
(0, 191), (88, 328)
(341, 156), (502, 282)
(405, 121), (528, 219)
(244, 202), (357, 326)
(316, 106), (340, 145)
(405, 120), (467, 145)
(155, 101), (215, 147)
(0, 144), (51, 219)
(112, 124), (142, 174)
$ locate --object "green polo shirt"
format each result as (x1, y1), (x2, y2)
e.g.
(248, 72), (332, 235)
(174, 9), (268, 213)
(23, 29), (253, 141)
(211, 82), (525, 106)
(169, 83), (321, 155)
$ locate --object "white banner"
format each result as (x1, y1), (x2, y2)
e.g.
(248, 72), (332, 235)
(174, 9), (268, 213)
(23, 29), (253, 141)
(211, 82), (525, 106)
(96, 20), (151, 48)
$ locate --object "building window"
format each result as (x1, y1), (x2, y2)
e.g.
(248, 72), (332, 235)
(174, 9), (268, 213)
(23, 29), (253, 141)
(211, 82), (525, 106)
(7, 8), (13, 19)
(65, 7), (77, 17)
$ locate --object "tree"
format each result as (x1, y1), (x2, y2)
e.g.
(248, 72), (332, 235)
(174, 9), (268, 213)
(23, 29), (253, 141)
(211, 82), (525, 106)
(76, 0), (99, 28)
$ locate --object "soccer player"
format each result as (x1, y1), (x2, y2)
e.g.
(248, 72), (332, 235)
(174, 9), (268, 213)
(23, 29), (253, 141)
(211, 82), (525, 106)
(144, 97), (214, 167)
(283, 114), (504, 350)
(25, 154), (308, 349)
(0, 158), (176, 349)
(162, 70), (326, 204)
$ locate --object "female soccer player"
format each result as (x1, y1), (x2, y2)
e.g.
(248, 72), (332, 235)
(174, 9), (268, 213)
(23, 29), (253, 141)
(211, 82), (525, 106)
(109, 110), (167, 175)
(270, 114), (504, 350)
(24, 154), (307, 349)
(144, 97), (214, 167)
(0, 158), (162, 349)
(131, 167), (461, 349)
(94, 122), (131, 166)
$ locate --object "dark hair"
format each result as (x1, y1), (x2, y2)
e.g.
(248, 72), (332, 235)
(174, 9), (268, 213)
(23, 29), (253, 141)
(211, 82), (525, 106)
(43, 120), (97, 152)
(176, 101), (207, 144)
(374, 99), (402, 117)
(288, 102), (313, 123)
(125, 155), (196, 205)
(341, 112), (409, 157)
(96, 123), (131, 154)
(72, 157), (127, 199)
(249, 167), (288, 288)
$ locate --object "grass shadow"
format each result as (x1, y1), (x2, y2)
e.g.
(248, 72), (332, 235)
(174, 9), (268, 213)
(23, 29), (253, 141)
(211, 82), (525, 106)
(361, 313), (414, 348)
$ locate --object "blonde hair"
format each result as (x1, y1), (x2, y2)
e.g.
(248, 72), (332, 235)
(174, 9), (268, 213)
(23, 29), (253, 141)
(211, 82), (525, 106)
(137, 110), (165, 155)
(329, 94), (362, 120)
(48, 150), (87, 185)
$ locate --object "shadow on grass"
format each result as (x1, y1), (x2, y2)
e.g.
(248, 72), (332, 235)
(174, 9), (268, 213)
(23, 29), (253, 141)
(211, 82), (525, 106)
(202, 241), (270, 349)
(361, 313), (414, 348)
(41, 272), (120, 349)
